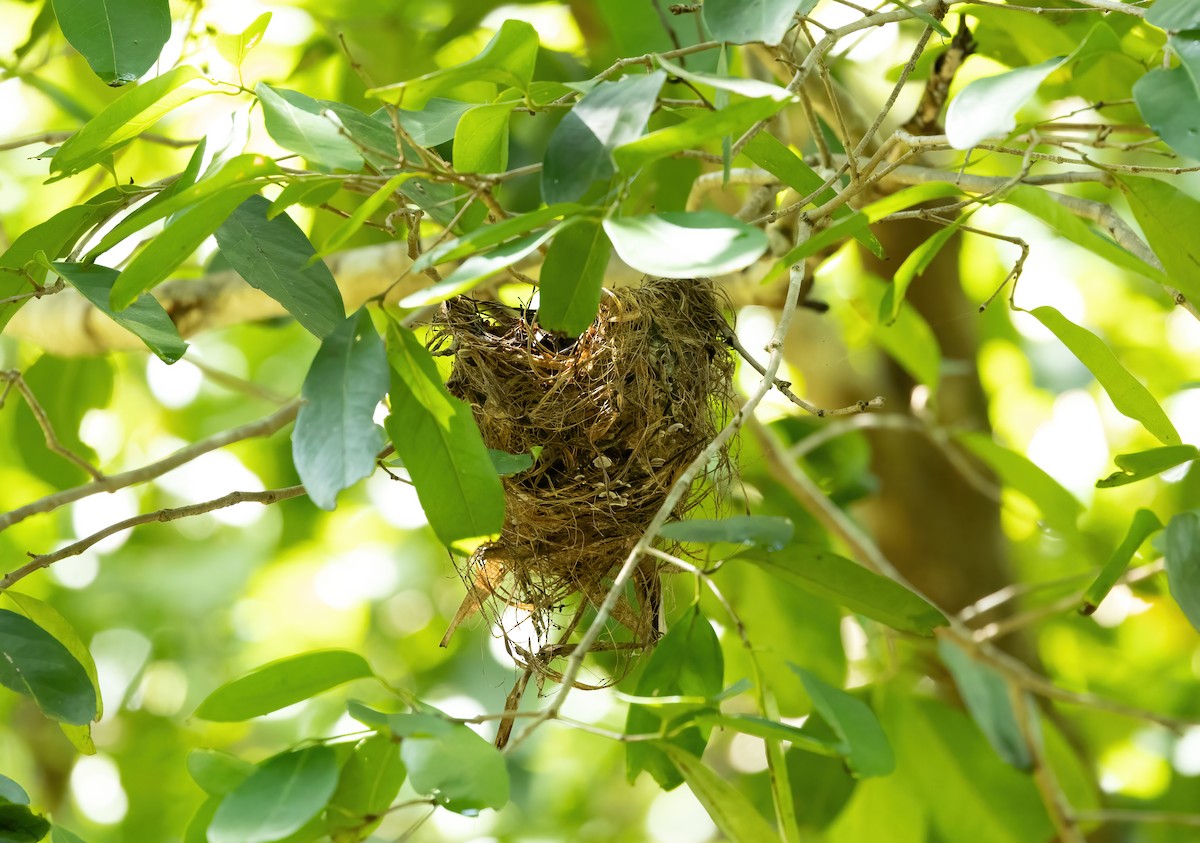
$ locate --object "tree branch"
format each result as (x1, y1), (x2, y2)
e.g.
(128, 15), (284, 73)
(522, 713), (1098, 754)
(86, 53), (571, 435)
(0, 399), (300, 533)
(0, 485), (306, 591)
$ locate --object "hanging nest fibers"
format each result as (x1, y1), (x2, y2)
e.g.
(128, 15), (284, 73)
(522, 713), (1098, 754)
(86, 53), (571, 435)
(429, 276), (736, 680)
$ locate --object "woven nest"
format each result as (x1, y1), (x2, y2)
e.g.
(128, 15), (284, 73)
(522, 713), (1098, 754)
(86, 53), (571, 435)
(429, 276), (735, 679)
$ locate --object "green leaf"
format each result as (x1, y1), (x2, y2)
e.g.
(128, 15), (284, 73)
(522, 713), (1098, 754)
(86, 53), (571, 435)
(659, 516), (794, 550)
(325, 734), (405, 841)
(657, 744), (783, 843)
(848, 275), (942, 391)
(882, 693), (1051, 843)
(314, 174), (411, 261)
(194, 649), (373, 721)
(1082, 508), (1164, 615)
(256, 83), (364, 171)
(488, 448), (536, 475)
(626, 606), (724, 790)
(701, 0), (808, 46)
(956, 432), (1083, 534)
(293, 310), (388, 510)
(0, 195), (125, 332)
(411, 203), (581, 274)
(11, 354), (111, 488)
(604, 211), (768, 278)
(946, 57), (1066, 150)
(604, 210), (772, 278)
(656, 57), (794, 105)
(398, 98), (475, 146)
(452, 103), (514, 174)
(107, 182), (266, 309)
(0, 803), (50, 843)
(1002, 185), (1170, 288)
(49, 828), (87, 843)
(1028, 306), (1180, 446)
(86, 153), (279, 262)
(374, 713), (508, 812)
(537, 218), (611, 335)
(385, 323), (505, 546)
(937, 640), (1030, 770)
(2, 593), (101, 722)
(1119, 176), (1200, 302)
(267, 179), (343, 219)
(698, 713), (842, 758)
(187, 749), (255, 796)
(1097, 444), (1200, 487)
(50, 262), (188, 363)
(882, 216), (967, 324)
(0, 776), (28, 805)
(741, 546), (948, 636)
(542, 71), (666, 204)
(742, 132), (882, 257)
(367, 20), (538, 109)
(614, 96), (792, 173)
(51, 0), (171, 86)
(793, 667), (894, 778)
(1134, 65), (1200, 161)
(0, 609), (96, 726)
(1147, 0), (1200, 30)
(401, 225), (566, 309)
(1164, 511), (1200, 632)
(208, 747), (339, 843)
(213, 194), (347, 339)
(50, 66), (214, 178)
(216, 12), (271, 68)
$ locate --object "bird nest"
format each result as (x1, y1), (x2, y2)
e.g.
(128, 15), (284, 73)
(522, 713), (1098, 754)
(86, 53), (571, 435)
(429, 276), (735, 680)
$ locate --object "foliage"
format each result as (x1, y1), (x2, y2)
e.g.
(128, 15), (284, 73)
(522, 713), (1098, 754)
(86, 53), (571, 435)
(0, 0), (1199, 841)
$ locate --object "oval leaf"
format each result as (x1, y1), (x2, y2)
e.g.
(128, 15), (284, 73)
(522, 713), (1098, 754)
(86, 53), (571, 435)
(537, 218), (611, 336)
(626, 606), (724, 790)
(51, 262), (188, 363)
(187, 749), (255, 796)
(256, 83), (364, 171)
(956, 432), (1083, 534)
(381, 713), (508, 812)
(1028, 306), (1180, 446)
(213, 194), (347, 339)
(325, 734), (406, 839)
(50, 66), (213, 178)
(384, 323), (505, 546)
(946, 57), (1066, 150)
(1119, 175), (1200, 302)
(604, 211), (769, 278)
(702, 0), (810, 46)
(937, 640), (1030, 770)
(51, 0), (171, 85)
(293, 310), (388, 510)
(742, 547), (948, 636)
(793, 667), (894, 778)
(208, 747), (339, 843)
(542, 71), (666, 204)
(660, 516), (795, 550)
(1164, 511), (1200, 633)
(194, 649), (373, 721)
(658, 743), (783, 843)
(0, 609), (96, 726)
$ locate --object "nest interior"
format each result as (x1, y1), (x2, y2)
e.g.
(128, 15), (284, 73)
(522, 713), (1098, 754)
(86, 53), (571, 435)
(430, 276), (735, 671)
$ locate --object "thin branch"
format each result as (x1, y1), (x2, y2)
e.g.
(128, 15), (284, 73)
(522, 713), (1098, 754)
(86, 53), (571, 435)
(0, 485), (306, 591)
(1010, 684), (1085, 843)
(720, 323), (885, 416)
(0, 399), (300, 533)
(0, 369), (104, 481)
(1071, 809), (1200, 828)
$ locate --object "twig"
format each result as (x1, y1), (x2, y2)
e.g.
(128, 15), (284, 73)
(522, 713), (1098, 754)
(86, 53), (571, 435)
(0, 370), (104, 481)
(1010, 684), (1085, 843)
(720, 323), (884, 416)
(1071, 809), (1200, 828)
(0, 399), (300, 533)
(0, 486), (306, 591)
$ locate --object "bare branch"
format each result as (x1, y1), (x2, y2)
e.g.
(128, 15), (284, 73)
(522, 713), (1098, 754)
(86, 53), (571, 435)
(0, 399), (300, 533)
(0, 369), (104, 481)
(0, 485), (306, 591)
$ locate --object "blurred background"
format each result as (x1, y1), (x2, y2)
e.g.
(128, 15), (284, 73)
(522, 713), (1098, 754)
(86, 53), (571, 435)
(1, 0), (1199, 841)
